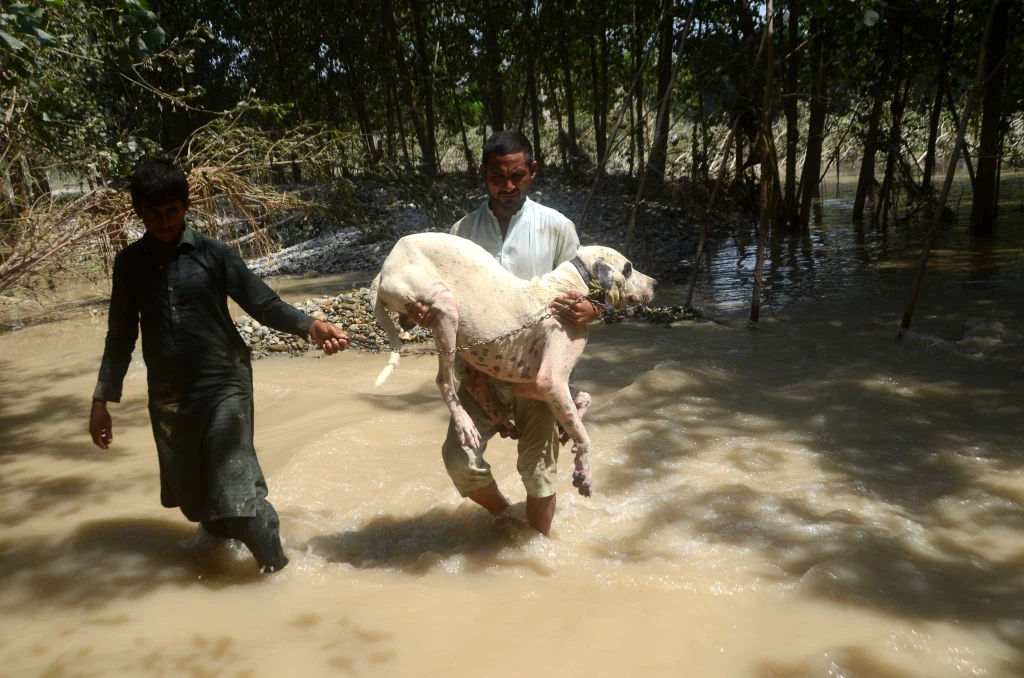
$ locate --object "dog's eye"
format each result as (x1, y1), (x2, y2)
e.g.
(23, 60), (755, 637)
(622, 262), (632, 278)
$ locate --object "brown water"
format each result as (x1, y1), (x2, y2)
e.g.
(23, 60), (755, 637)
(2, 177), (1024, 677)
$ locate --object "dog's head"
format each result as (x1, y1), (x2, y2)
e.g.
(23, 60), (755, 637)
(575, 246), (657, 309)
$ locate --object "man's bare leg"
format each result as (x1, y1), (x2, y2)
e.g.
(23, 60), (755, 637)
(526, 493), (556, 535)
(468, 482), (510, 516)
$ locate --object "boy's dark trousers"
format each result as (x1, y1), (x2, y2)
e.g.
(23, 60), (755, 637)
(202, 500), (288, 572)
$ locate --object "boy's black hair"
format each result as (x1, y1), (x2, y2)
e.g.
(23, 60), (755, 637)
(130, 158), (189, 206)
(482, 130), (534, 166)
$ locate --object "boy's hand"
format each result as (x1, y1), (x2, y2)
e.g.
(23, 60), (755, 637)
(90, 400), (113, 449)
(310, 319), (349, 355)
(550, 291), (600, 330)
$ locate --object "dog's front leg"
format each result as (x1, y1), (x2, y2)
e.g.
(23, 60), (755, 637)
(429, 290), (481, 449)
(548, 383), (592, 497)
(531, 369), (592, 497)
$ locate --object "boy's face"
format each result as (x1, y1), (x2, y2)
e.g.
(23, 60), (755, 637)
(134, 198), (189, 246)
(481, 151), (537, 217)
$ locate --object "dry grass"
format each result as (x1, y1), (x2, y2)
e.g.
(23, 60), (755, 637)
(1, 166), (326, 298)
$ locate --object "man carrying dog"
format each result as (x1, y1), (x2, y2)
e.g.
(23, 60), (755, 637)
(406, 130), (599, 535)
(89, 158), (349, 573)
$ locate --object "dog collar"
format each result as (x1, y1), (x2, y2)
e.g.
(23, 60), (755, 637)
(569, 256), (591, 285)
(570, 256), (607, 304)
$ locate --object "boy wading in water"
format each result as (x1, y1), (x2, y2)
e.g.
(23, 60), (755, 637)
(89, 158), (349, 573)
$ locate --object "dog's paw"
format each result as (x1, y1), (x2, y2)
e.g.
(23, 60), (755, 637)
(571, 446), (592, 497)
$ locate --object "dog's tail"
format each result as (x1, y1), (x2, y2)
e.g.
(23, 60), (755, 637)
(370, 275), (403, 387)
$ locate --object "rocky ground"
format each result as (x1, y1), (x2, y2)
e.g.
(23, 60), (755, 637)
(238, 173), (719, 358)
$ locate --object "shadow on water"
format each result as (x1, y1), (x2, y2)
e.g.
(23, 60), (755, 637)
(0, 519), (266, 613)
(573, 301), (1024, 673)
(0, 357), (155, 528)
(307, 505), (554, 576)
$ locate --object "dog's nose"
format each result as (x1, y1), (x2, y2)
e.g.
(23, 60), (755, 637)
(653, 279), (660, 292)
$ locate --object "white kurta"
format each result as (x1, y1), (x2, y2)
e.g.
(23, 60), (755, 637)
(450, 197), (580, 279)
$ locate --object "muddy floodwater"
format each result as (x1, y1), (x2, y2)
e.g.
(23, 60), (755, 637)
(2, 177), (1024, 677)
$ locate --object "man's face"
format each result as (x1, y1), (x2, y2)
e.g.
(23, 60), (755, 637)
(134, 198), (189, 246)
(482, 152), (537, 216)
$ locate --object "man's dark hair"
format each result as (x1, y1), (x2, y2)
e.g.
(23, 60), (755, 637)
(482, 130), (534, 166)
(130, 158), (189, 206)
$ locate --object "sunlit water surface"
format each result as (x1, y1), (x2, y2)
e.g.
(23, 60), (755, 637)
(2, 174), (1023, 677)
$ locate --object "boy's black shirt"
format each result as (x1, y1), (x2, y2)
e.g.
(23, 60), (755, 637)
(94, 225), (313, 403)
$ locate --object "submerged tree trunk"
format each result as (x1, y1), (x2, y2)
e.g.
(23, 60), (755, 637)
(797, 15), (827, 231)
(970, 0), (1011, 237)
(852, 91), (884, 221)
(750, 0), (776, 326)
(899, 0), (1002, 337)
(873, 79), (909, 228)
(783, 0), (802, 227)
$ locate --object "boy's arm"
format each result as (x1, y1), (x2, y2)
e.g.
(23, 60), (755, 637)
(92, 256), (139, 404)
(222, 246), (347, 352)
(223, 246), (313, 335)
(90, 257), (138, 449)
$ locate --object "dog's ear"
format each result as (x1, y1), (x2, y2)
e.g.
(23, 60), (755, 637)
(594, 260), (616, 291)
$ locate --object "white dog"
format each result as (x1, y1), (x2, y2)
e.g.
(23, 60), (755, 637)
(370, 232), (657, 496)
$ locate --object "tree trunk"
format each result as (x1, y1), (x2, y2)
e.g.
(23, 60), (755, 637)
(970, 0), (1011, 237)
(524, 1), (543, 166)
(750, 0), (776, 326)
(624, 0), (697, 255)
(381, 0), (434, 177)
(797, 15), (827, 231)
(922, 0), (956, 193)
(482, 0), (505, 132)
(645, 0), (675, 186)
(873, 79), (909, 229)
(590, 0), (609, 170)
(555, 0), (582, 165)
(898, 0), (1002, 337)
(409, 0), (438, 177)
(852, 91), (884, 221)
(783, 0), (802, 227)
(340, 63), (379, 166)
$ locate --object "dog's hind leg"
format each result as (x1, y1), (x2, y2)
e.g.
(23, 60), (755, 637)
(518, 375), (592, 497)
(429, 288), (482, 449)
(514, 380), (590, 445)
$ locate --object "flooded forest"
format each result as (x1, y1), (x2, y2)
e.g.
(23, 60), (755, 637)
(2, 1), (1024, 677)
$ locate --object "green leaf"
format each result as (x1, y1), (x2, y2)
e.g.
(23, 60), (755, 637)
(0, 29), (26, 52)
(33, 28), (57, 46)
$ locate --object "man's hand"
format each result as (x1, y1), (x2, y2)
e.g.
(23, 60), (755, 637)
(90, 400), (113, 449)
(402, 301), (440, 330)
(550, 291), (601, 330)
(309, 319), (349, 355)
